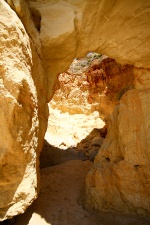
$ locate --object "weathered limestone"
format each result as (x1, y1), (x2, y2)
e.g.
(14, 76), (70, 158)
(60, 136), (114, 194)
(0, 0), (48, 221)
(30, 0), (150, 100)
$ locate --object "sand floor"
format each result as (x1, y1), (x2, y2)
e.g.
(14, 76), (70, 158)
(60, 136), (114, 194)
(4, 160), (150, 225)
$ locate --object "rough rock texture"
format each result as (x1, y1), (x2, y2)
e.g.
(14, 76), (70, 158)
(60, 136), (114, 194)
(46, 51), (150, 216)
(30, 0), (150, 100)
(1, 0), (150, 221)
(83, 68), (150, 216)
(29, 0), (150, 216)
(50, 51), (150, 216)
(0, 0), (48, 221)
(51, 55), (134, 118)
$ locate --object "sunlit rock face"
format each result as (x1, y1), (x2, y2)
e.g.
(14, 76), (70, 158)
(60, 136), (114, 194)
(29, 0), (150, 217)
(51, 55), (134, 119)
(30, 0), (150, 100)
(83, 68), (150, 216)
(1, 0), (150, 220)
(53, 55), (150, 217)
(0, 0), (48, 221)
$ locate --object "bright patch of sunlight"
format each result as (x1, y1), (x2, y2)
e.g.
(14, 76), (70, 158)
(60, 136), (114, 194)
(45, 105), (105, 149)
(29, 213), (51, 225)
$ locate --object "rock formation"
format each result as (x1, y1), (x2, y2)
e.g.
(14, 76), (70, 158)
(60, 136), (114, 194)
(51, 54), (134, 119)
(30, 0), (150, 100)
(29, 0), (150, 217)
(0, 0), (48, 221)
(83, 69), (150, 216)
(0, 0), (150, 221)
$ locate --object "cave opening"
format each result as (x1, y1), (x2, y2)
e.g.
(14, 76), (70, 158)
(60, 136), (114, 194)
(40, 52), (134, 168)
(40, 53), (107, 168)
(24, 52), (149, 225)
(1, 0), (150, 223)
(3, 50), (150, 225)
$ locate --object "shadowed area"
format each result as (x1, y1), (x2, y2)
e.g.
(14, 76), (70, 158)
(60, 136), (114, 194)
(40, 126), (106, 168)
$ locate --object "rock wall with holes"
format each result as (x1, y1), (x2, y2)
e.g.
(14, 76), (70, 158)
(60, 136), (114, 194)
(0, 0), (48, 221)
(0, 0), (150, 221)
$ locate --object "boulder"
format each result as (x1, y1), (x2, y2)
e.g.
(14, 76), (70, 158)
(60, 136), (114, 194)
(0, 0), (48, 221)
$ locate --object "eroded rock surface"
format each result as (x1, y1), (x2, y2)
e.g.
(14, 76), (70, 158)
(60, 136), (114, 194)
(51, 55), (134, 119)
(50, 54), (105, 115)
(41, 56), (109, 168)
(0, 0), (48, 221)
(1, 0), (150, 221)
(49, 52), (150, 216)
(30, 0), (150, 100)
(83, 68), (150, 216)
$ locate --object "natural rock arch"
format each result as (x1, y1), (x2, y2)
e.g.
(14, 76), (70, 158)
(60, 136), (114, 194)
(0, 0), (150, 221)
(30, 0), (150, 216)
(29, 0), (150, 99)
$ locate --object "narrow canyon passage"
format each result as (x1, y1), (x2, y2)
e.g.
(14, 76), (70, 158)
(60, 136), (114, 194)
(4, 54), (150, 225)
(40, 106), (105, 168)
(40, 53), (107, 168)
(1, 0), (150, 222)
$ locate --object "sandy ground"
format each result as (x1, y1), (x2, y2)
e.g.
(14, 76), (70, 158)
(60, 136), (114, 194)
(2, 55), (150, 225)
(4, 160), (150, 225)
(9, 107), (150, 225)
(13, 160), (102, 225)
(2, 106), (150, 224)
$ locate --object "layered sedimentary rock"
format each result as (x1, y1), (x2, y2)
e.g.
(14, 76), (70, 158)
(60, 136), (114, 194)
(0, 0), (48, 221)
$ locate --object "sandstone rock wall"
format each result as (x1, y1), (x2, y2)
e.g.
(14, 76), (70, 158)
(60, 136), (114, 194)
(0, 0), (48, 221)
(1, 0), (150, 220)
(29, 0), (150, 217)
(30, 0), (150, 100)
(83, 68), (150, 216)
(50, 56), (134, 119)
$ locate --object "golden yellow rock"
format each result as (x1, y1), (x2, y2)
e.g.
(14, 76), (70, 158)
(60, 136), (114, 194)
(0, 0), (48, 221)
(30, 0), (150, 100)
(1, 0), (150, 220)
(84, 70), (150, 216)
